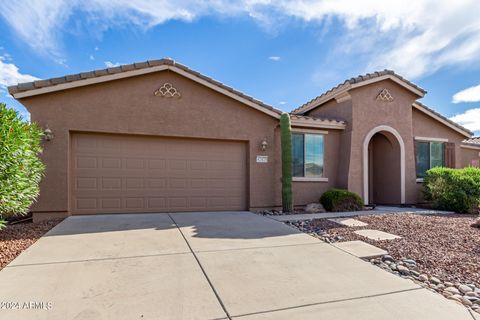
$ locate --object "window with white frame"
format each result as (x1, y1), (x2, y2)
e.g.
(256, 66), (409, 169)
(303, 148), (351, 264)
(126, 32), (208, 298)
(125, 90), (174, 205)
(292, 133), (324, 177)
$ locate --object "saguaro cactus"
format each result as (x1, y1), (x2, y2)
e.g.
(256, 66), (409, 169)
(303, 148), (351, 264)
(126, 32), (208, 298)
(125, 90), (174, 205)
(280, 112), (293, 212)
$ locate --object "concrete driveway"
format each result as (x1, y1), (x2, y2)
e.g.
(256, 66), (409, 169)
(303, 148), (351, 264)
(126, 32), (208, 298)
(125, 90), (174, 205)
(0, 212), (476, 320)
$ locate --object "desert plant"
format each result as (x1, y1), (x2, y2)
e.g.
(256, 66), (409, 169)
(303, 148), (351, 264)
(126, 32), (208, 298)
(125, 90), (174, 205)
(424, 167), (480, 214)
(320, 188), (364, 212)
(280, 112), (293, 212)
(0, 103), (45, 228)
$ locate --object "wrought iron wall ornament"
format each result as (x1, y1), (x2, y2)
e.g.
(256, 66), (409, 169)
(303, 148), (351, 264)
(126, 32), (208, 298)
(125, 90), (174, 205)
(154, 83), (181, 98)
(376, 88), (394, 102)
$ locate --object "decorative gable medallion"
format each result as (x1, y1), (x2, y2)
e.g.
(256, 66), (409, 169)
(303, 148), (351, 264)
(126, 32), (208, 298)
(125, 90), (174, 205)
(376, 88), (394, 102)
(154, 83), (181, 98)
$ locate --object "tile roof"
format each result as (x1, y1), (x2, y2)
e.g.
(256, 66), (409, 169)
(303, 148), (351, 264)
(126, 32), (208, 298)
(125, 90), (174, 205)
(414, 101), (473, 136)
(292, 69), (427, 114)
(463, 137), (480, 145)
(289, 114), (346, 128)
(8, 58), (282, 115)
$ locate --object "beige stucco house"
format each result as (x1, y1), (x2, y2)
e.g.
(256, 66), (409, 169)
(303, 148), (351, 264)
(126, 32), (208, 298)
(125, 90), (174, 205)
(7, 59), (480, 221)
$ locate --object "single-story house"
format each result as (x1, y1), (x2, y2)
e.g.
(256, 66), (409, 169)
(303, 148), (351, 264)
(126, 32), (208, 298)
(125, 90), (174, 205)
(8, 59), (480, 221)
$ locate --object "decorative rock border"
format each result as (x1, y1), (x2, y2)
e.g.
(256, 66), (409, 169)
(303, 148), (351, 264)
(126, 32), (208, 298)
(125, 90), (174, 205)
(284, 219), (480, 315)
(370, 255), (480, 314)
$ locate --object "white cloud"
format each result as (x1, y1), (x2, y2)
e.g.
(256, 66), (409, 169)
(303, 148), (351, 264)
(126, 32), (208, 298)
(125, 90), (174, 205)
(450, 108), (480, 133)
(89, 55), (95, 61)
(104, 61), (120, 68)
(1, 0), (480, 78)
(0, 55), (39, 88)
(452, 84), (480, 103)
(268, 56), (281, 61)
(279, 101), (287, 105)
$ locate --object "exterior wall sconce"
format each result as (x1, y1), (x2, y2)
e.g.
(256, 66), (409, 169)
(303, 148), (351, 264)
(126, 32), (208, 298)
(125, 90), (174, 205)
(43, 126), (54, 141)
(260, 138), (268, 152)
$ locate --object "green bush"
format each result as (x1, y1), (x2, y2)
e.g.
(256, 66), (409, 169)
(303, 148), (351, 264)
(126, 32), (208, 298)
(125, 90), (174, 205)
(320, 188), (364, 212)
(424, 167), (480, 214)
(0, 103), (45, 228)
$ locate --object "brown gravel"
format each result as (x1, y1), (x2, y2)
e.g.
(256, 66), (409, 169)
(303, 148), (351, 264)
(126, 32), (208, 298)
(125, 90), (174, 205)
(304, 213), (480, 286)
(0, 220), (63, 270)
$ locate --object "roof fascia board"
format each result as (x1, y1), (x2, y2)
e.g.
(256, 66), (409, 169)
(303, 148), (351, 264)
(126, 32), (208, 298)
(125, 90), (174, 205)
(12, 65), (281, 119)
(461, 144), (480, 150)
(350, 74), (425, 97)
(13, 65), (170, 99)
(290, 119), (346, 130)
(296, 85), (350, 115)
(295, 74), (425, 115)
(412, 102), (471, 138)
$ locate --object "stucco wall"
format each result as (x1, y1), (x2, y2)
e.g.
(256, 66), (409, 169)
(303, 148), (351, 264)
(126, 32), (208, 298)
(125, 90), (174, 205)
(290, 128), (342, 206)
(20, 71), (281, 217)
(306, 98), (352, 189)
(412, 108), (466, 167)
(461, 147), (480, 167)
(345, 79), (418, 204)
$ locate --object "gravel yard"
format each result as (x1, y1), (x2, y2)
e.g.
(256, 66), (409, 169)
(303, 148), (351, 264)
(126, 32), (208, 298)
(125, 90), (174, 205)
(287, 213), (480, 286)
(0, 220), (63, 270)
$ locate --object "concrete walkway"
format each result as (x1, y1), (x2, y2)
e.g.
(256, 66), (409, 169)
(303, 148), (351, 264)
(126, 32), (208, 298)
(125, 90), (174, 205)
(270, 205), (453, 222)
(0, 212), (473, 320)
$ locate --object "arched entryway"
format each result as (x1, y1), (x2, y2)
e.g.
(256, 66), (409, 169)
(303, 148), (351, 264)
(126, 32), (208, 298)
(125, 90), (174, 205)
(363, 125), (405, 205)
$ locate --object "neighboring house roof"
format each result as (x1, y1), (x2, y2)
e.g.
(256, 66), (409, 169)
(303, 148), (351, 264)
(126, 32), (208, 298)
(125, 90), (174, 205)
(462, 137), (480, 149)
(412, 102), (473, 138)
(8, 58), (284, 119)
(290, 114), (346, 130)
(464, 137), (480, 144)
(292, 70), (427, 115)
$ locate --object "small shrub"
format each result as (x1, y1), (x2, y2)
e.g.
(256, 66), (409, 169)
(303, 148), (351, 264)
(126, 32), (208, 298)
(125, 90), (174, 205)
(424, 167), (480, 214)
(0, 103), (45, 228)
(320, 188), (364, 212)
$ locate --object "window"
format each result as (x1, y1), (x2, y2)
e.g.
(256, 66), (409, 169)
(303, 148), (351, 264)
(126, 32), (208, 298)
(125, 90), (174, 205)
(415, 141), (444, 178)
(292, 133), (324, 177)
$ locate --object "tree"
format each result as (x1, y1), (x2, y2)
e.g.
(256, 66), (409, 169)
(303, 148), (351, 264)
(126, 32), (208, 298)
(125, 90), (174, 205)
(0, 103), (44, 228)
(280, 112), (293, 212)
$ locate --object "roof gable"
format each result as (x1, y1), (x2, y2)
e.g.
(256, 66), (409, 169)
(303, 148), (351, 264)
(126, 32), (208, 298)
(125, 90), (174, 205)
(8, 58), (282, 119)
(292, 70), (426, 115)
(413, 102), (472, 138)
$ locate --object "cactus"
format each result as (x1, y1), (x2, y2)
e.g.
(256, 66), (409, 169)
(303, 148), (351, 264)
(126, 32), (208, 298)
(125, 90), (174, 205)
(280, 113), (293, 212)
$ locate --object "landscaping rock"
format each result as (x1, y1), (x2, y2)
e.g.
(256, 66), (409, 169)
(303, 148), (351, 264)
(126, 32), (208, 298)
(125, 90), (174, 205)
(430, 277), (442, 285)
(466, 291), (479, 297)
(458, 284), (473, 294)
(397, 265), (410, 276)
(445, 287), (461, 295)
(448, 294), (463, 303)
(410, 270), (420, 278)
(418, 274), (429, 282)
(0, 219), (63, 270)
(382, 255), (395, 263)
(305, 203), (326, 213)
(435, 284), (445, 291)
(461, 296), (473, 307)
(471, 217), (480, 228)
(402, 259), (417, 266)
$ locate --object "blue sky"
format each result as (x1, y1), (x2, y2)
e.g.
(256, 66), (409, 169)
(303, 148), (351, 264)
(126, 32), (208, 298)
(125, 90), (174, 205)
(1, 1), (479, 135)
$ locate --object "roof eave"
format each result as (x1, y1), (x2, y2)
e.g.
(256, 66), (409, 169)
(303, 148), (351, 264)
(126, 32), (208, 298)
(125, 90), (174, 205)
(9, 62), (282, 120)
(293, 74), (426, 115)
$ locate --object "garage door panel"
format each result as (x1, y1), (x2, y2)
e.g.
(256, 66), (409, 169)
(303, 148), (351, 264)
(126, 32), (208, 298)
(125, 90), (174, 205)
(71, 133), (247, 214)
